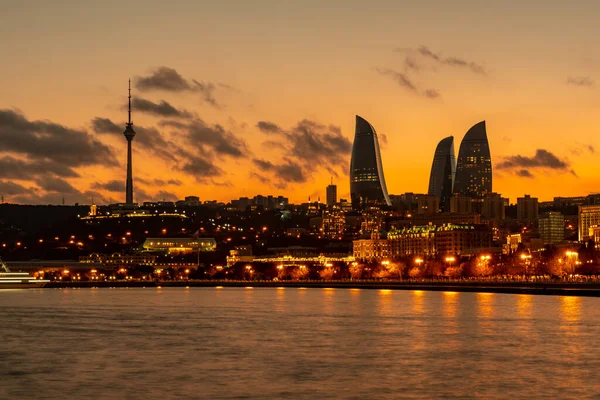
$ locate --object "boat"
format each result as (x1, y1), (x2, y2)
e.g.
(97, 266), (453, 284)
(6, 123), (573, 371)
(0, 258), (49, 289)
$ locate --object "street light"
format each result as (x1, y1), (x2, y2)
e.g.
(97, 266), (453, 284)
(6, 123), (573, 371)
(415, 258), (424, 265)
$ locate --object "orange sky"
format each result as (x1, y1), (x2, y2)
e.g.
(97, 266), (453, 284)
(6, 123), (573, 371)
(1, 1), (599, 204)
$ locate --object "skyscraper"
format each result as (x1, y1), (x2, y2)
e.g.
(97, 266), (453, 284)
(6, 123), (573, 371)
(427, 136), (456, 211)
(453, 121), (492, 198)
(326, 179), (337, 207)
(350, 115), (391, 209)
(123, 80), (136, 205)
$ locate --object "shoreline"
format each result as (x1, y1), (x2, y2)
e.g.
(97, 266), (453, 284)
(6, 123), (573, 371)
(43, 280), (600, 297)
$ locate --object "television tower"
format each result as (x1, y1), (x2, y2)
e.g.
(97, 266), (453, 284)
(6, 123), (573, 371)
(123, 79), (136, 205)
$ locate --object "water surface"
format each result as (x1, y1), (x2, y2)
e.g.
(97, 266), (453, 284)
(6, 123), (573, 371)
(1, 288), (599, 399)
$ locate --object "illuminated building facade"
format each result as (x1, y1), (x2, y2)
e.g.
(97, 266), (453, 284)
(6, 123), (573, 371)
(539, 212), (564, 245)
(352, 231), (389, 261)
(428, 136), (456, 211)
(79, 253), (157, 266)
(350, 115), (391, 209)
(322, 209), (346, 238)
(578, 205), (600, 241)
(142, 238), (217, 254)
(453, 121), (492, 198)
(326, 183), (337, 207)
(353, 224), (492, 260)
(387, 226), (436, 257)
(434, 224), (493, 256)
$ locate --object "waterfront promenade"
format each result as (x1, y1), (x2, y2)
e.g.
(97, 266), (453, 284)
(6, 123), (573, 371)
(45, 279), (600, 297)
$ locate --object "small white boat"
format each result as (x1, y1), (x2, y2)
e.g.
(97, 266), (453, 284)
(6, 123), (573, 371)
(0, 258), (49, 289)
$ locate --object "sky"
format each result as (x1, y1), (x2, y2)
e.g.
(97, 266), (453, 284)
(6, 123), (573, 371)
(0, 0), (598, 205)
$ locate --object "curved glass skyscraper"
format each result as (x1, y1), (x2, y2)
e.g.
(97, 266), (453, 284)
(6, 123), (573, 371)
(453, 121), (492, 198)
(350, 115), (391, 208)
(427, 136), (456, 212)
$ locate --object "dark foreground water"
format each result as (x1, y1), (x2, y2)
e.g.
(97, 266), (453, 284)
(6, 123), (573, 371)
(1, 288), (599, 400)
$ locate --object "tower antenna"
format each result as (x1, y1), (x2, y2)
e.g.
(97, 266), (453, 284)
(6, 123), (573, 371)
(128, 79), (132, 125)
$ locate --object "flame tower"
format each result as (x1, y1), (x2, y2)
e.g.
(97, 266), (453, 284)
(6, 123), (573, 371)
(349, 115), (391, 209)
(123, 80), (136, 205)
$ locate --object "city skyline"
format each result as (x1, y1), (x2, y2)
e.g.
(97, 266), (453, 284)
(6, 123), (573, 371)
(1, 1), (599, 205)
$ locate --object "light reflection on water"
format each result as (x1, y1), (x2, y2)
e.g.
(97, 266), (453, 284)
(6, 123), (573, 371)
(1, 288), (599, 400)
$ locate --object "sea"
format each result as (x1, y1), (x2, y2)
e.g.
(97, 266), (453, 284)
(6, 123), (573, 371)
(1, 287), (599, 399)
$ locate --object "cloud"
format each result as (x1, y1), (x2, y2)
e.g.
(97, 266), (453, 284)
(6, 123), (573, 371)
(92, 180), (125, 193)
(92, 117), (177, 162)
(0, 156), (80, 179)
(135, 67), (219, 106)
(516, 169), (534, 178)
(93, 113), (248, 183)
(374, 67), (417, 91)
(256, 121), (283, 134)
(567, 76), (594, 87)
(35, 176), (80, 194)
(254, 119), (351, 186)
(497, 149), (576, 175)
(404, 45), (487, 75)
(0, 109), (117, 168)
(252, 159), (306, 183)
(0, 180), (29, 196)
(374, 67), (440, 98)
(184, 120), (248, 158)
(132, 97), (193, 118)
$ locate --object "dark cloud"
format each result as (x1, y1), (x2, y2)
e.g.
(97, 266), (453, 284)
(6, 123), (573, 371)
(256, 121), (283, 134)
(567, 76), (594, 87)
(154, 190), (179, 202)
(497, 149), (575, 175)
(0, 180), (29, 196)
(151, 179), (182, 186)
(249, 172), (269, 184)
(408, 45), (487, 75)
(516, 169), (534, 178)
(35, 176), (80, 194)
(135, 67), (219, 106)
(252, 159), (306, 184)
(0, 109), (117, 168)
(180, 154), (223, 179)
(424, 89), (441, 99)
(132, 97), (192, 118)
(92, 180), (125, 193)
(185, 120), (248, 158)
(0, 156), (80, 179)
(253, 119), (351, 186)
(91, 117), (121, 134)
(374, 67), (441, 99)
(374, 67), (417, 91)
(92, 117), (177, 162)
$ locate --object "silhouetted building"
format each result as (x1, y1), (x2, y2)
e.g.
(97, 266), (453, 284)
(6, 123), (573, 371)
(517, 195), (538, 221)
(453, 121), (492, 198)
(417, 195), (440, 214)
(450, 195), (473, 213)
(412, 212), (481, 226)
(123, 80), (136, 205)
(482, 193), (506, 222)
(428, 136), (456, 211)
(326, 182), (337, 207)
(350, 115), (391, 209)
(578, 205), (600, 241)
(539, 212), (564, 245)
